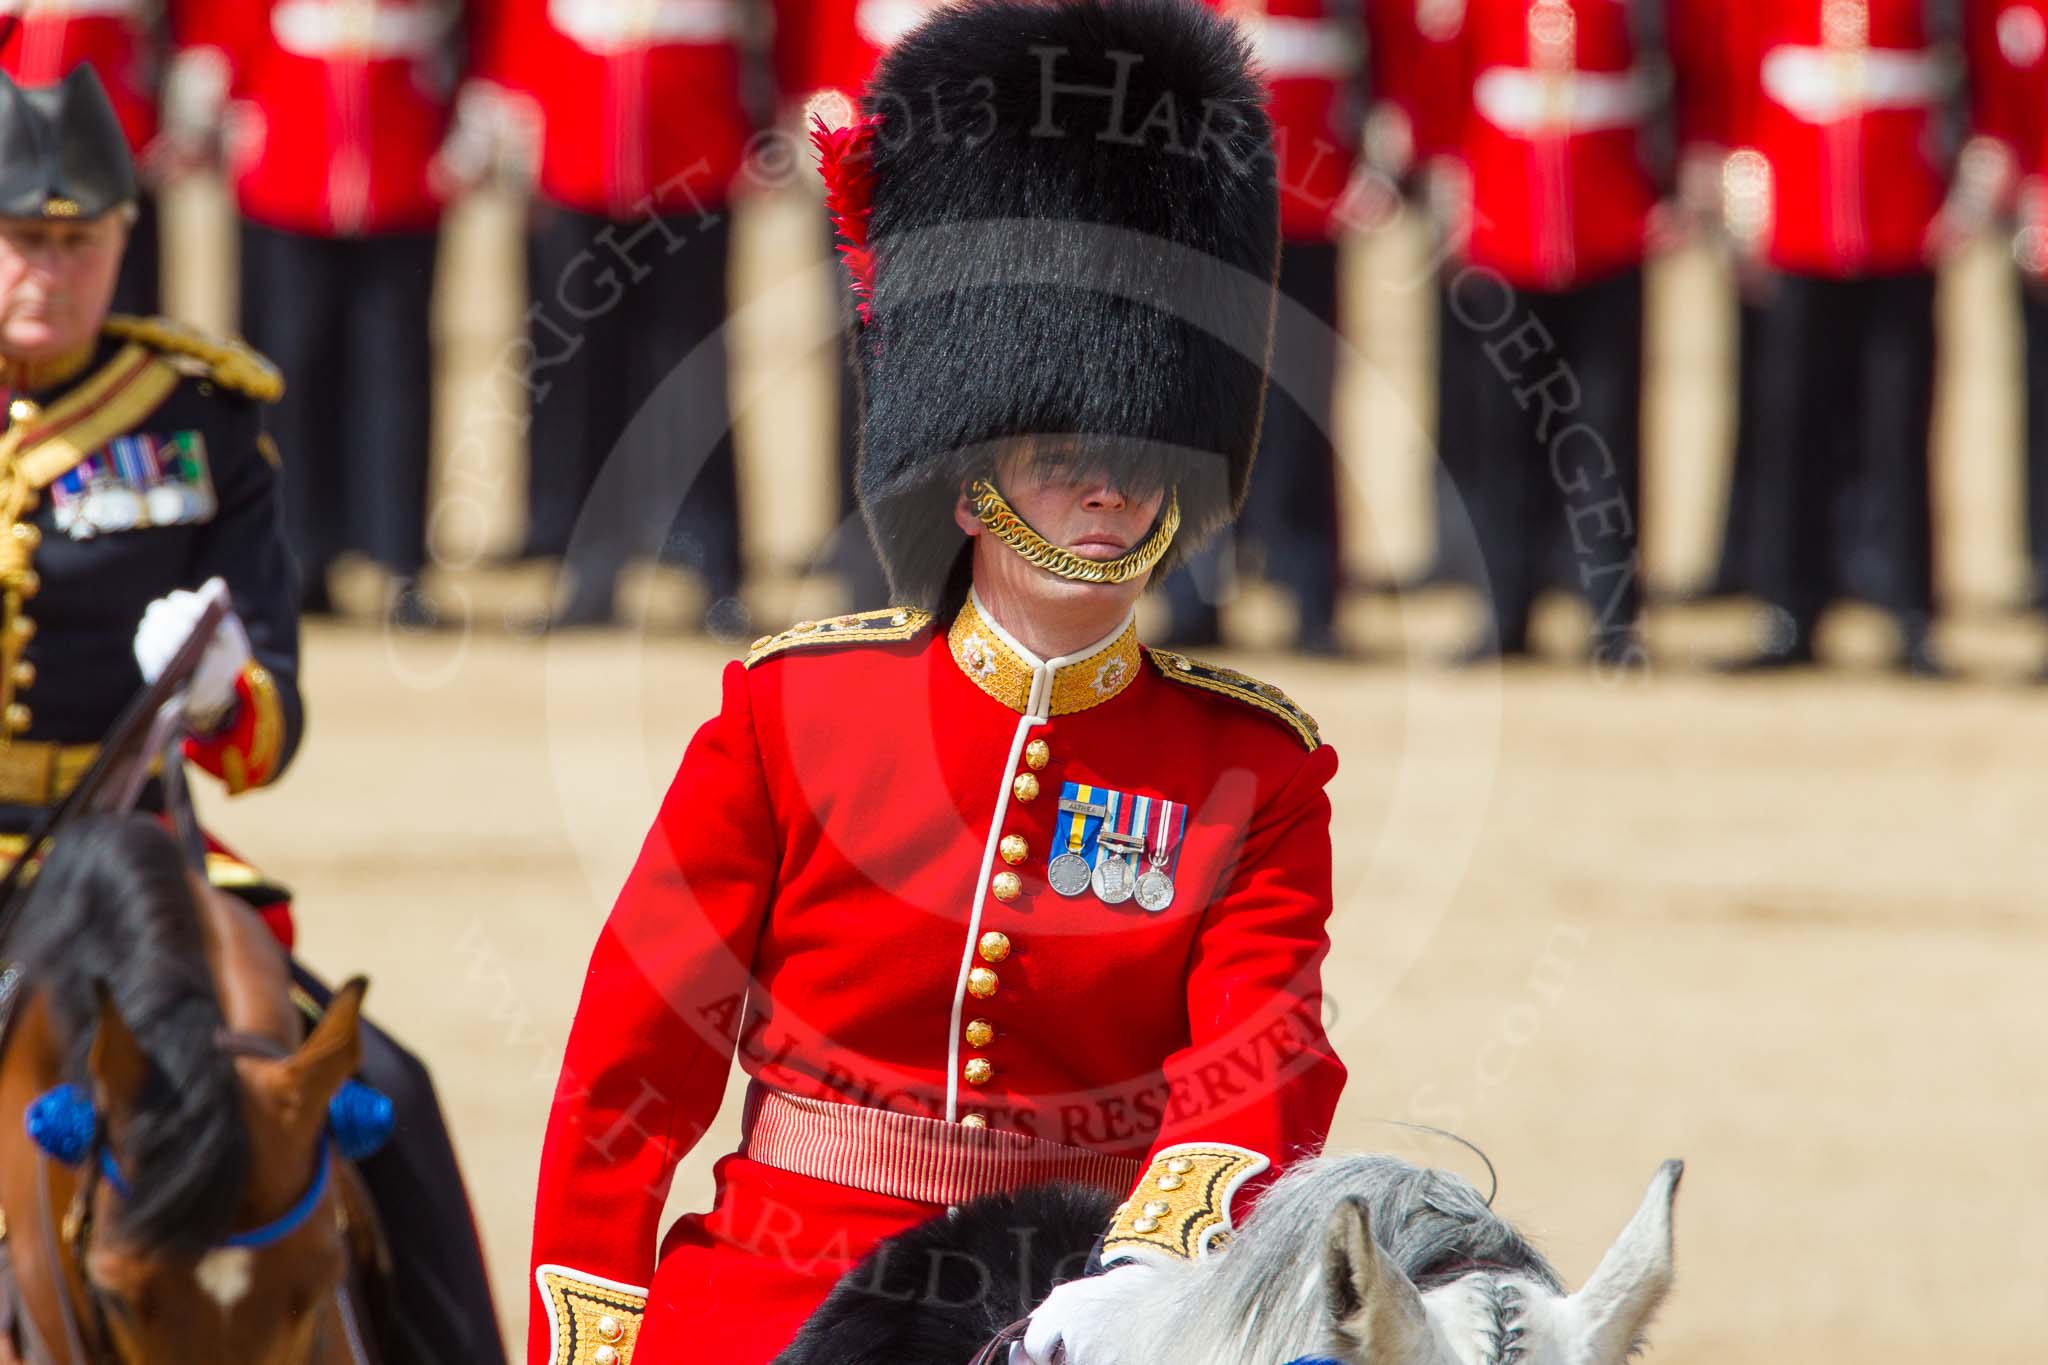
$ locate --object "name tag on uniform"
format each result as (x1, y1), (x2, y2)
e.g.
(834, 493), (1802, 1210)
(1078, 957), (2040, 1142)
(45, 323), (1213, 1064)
(50, 432), (217, 540)
(1050, 780), (1186, 912)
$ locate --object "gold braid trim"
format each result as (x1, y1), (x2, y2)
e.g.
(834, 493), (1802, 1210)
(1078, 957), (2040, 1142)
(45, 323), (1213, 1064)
(970, 480), (1179, 585)
(1103, 1144), (1270, 1264)
(1147, 650), (1321, 751)
(103, 315), (285, 402)
(745, 606), (933, 667)
(230, 662), (286, 793)
(537, 1265), (646, 1365)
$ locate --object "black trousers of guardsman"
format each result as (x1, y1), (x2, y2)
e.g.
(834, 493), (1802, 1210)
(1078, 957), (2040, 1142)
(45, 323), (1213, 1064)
(240, 224), (438, 594)
(2021, 277), (2048, 612)
(1744, 270), (1937, 644)
(292, 966), (507, 1365)
(1164, 240), (1345, 649)
(1442, 266), (1646, 658)
(523, 202), (743, 623)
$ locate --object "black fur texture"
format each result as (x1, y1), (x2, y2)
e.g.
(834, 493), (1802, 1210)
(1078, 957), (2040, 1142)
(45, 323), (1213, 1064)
(853, 0), (1280, 608)
(10, 815), (249, 1251)
(774, 1183), (1117, 1365)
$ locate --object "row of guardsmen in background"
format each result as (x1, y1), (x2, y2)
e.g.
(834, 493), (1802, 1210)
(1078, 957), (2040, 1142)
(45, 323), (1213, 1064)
(10, 1), (2048, 668)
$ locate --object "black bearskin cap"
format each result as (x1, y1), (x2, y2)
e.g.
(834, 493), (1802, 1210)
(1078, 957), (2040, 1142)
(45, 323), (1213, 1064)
(851, 0), (1279, 609)
(0, 67), (137, 221)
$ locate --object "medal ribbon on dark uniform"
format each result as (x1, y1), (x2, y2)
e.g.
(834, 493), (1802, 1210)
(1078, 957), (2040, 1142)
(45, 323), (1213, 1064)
(49, 431), (216, 539)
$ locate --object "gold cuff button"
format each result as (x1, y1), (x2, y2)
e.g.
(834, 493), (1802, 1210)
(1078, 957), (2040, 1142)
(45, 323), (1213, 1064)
(1156, 1174), (1184, 1191)
(1012, 773), (1040, 803)
(11, 661), (33, 690)
(1132, 1216), (1161, 1234)
(594, 1347), (619, 1365)
(1142, 1201), (1169, 1217)
(977, 931), (1011, 963)
(5, 703), (30, 734)
(965, 1018), (995, 1048)
(967, 966), (999, 999)
(1166, 1157), (1195, 1174)
(991, 871), (1022, 902)
(999, 834), (1029, 865)
(597, 1315), (624, 1343)
(1025, 738), (1051, 770)
(964, 1057), (994, 1086)
(961, 1112), (988, 1129)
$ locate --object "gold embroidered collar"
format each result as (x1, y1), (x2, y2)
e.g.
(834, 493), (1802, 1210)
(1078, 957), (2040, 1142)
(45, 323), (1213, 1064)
(948, 589), (1142, 718)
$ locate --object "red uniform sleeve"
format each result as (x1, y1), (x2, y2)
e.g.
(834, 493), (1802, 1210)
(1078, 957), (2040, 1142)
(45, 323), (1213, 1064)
(527, 662), (780, 1363)
(1668, 0), (1734, 152)
(1102, 742), (1346, 1264)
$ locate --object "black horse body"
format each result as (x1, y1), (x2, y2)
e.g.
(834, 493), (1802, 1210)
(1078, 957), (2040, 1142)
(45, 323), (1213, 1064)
(774, 1185), (1117, 1365)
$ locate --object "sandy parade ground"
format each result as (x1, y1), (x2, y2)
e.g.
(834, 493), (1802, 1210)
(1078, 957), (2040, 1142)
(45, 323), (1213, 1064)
(163, 179), (2047, 1361)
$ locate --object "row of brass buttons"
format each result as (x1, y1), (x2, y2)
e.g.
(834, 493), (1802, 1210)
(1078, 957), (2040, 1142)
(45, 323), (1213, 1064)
(962, 737), (1052, 1125)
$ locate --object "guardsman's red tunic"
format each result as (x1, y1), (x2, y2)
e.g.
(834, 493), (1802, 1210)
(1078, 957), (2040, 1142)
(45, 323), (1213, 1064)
(1447, 0), (1661, 289)
(1213, 0), (1369, 241)
(169, 0), (455, 235)
(1719, 0), (1955, 277)
(1366, 0), (1468, 181)
(529, 597), (1345, 1364)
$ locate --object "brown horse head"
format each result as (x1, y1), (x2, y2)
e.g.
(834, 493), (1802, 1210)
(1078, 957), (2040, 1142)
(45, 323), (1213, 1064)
(0, 816), (378, 1365)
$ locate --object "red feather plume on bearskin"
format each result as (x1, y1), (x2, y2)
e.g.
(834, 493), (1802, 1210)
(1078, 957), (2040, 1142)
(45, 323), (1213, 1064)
(811, 113), (883, 324)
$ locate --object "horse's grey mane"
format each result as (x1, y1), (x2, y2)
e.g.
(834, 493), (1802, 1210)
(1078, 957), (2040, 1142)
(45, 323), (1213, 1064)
(1112, 1154), (1562, 1364)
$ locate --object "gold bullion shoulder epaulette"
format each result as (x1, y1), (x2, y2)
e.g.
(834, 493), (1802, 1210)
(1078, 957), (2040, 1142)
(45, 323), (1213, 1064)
(1146, 649), (1321, 751)
(103, 314), (285, 402)
(744, 607), (933, 667)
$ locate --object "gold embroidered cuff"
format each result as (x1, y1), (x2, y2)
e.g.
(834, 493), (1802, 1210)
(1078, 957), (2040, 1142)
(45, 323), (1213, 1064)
(1102, 1143), (1270, 1264)
(537, 1264), (646, 1365)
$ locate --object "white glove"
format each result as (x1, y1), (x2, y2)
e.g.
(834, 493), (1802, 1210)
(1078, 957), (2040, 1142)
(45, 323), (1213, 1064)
(134, 577), (251, 731)
(1011, 1260), (1167, 1365)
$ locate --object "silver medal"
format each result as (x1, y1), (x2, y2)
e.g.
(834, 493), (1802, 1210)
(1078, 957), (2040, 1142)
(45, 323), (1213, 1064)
(1135, 867), (1176, 912)
(1092, 849), (1136, 904)
(1048, 851), (1093, 897)
(145, 484), (186, 527)
(1092, 831), (1142, 905)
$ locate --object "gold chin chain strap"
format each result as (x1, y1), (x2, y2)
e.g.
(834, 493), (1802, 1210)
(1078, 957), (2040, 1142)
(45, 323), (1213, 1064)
(970, 480), (1180, 586)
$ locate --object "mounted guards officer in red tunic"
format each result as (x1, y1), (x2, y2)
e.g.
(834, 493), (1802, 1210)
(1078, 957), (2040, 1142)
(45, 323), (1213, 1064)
(524, 0), (1348, 1360)
(0, 66), (504, 1365)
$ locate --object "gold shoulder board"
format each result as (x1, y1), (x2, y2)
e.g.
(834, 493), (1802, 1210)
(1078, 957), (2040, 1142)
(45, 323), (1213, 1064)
(103, 315), (285, 403)
(1147, 649), (1321, 751)
(744, 607), (933, 667)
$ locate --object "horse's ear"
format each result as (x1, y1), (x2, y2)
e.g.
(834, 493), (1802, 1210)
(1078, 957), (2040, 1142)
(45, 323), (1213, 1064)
(1568, 1159), (1683, 1360)
(86, 981), (149, 1123)
(286, 976), (368, 1109)
(1323, 1194), (1431, 1360)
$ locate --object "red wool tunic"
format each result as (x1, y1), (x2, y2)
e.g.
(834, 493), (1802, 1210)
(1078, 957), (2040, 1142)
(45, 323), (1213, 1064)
(529, 596), (1346, 1364)
(1446, 0), (1662, 290)
(1714, 0), (1956, 277)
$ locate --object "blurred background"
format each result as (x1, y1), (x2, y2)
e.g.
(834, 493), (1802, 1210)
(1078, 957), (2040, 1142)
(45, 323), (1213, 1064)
(15, 1), (2048, 1359)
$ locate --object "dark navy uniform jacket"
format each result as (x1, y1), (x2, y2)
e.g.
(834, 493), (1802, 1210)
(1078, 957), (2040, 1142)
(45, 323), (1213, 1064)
(0, 316), (301, 838)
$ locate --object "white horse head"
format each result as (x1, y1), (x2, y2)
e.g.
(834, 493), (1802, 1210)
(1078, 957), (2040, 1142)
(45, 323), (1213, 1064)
(1323, 1159), (1684, 1365)
(1091, 1156), (1682, 1365)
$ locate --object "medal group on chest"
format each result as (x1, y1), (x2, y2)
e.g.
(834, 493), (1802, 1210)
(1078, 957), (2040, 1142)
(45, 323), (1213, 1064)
(1051, 781), (1185, 912)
